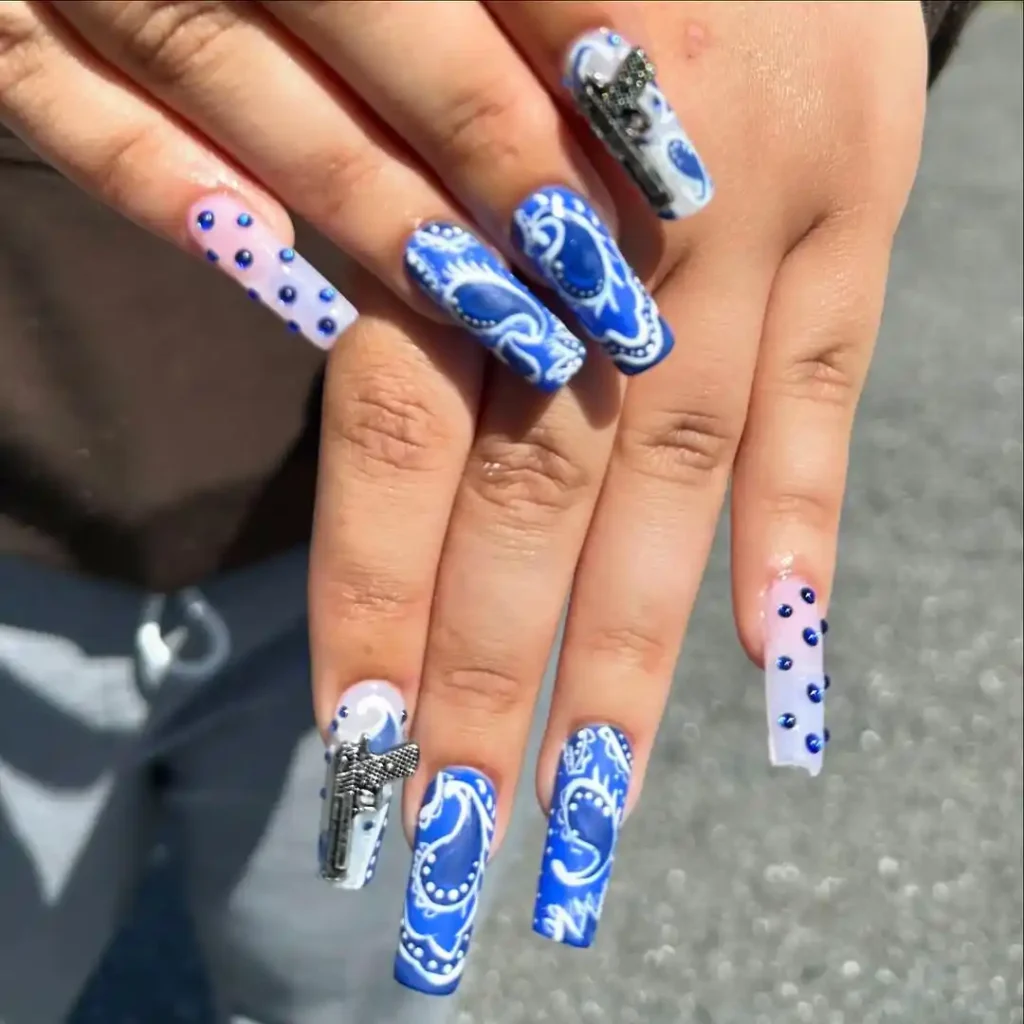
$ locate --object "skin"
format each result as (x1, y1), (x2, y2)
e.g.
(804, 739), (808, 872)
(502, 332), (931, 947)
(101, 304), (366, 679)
(0, 1), (928, 853)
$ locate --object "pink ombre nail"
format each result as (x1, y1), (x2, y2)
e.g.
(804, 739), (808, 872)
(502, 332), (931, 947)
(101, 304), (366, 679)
(187, 194), (357, 350)
(764, 576), (829, 776)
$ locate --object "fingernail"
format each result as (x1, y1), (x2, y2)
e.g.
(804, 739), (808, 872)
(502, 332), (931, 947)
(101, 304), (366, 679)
(404, 222), (587, 392)
(511, 187), (674, 374)
(764, 578), (829, 776)
(394, 766), (497, 996)
(533, 724), (633, 948)
(317, 680), (411, 890)
(188, 194), (357, 349)
(564, 29), (713, 220)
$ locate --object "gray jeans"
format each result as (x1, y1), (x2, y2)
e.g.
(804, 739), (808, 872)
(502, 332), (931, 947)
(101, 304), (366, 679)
(0, 550), (530, 1024)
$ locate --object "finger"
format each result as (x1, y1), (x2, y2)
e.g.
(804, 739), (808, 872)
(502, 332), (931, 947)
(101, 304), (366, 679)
(263, 0), (674, 376)
(310, 267), (484, 890)
(530, 243), (776, 948)
(0, 2), (349, 345)
(489, 3), (714, 223)
(53, 1), (587, 389)
(393, 355), (622, 995)
(731, 217), (888, 775)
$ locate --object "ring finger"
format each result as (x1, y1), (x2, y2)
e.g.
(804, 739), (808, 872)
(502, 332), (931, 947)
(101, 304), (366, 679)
(393, 352), (622, 995)
(531, 240), (776, 947)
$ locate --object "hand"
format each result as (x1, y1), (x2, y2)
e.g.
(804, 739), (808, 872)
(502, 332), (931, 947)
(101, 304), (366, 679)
(307, 0), (928, 996)
(0, 0), (683, 385)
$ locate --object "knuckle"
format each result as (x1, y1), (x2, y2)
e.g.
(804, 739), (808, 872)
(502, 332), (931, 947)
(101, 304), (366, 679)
(0, 8), (47, 98)
(291, 145), (386, 227)
(617, 408), (740, 487)
(761, 487), (840, 536)
(464, 433), (592, 522)
(106, 0), (236, 87)
(89, 122), (167, 209)
(317, 568), (424, 625)
(324, 376), (452, 476)
(433, 662), (527, 720)
(581, 622), (671, 677)
(435, 81), (531, 175)
(779, 343), (863, 409)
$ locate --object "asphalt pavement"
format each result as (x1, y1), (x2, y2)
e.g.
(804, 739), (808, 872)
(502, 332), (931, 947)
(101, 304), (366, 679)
(72, 6), (1023, 1023)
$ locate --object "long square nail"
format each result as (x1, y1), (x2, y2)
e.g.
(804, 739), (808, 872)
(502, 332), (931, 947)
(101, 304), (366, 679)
(764, 578), (829, 776)
(404, 222), (586, 392)
(512, 187), (674, 374)
(188, 194), (357, 349)
(318, 680), (412, 890)
(394, 766), (497, 995)
(565, 29), (713, 220)
(533, 725), (633, 948)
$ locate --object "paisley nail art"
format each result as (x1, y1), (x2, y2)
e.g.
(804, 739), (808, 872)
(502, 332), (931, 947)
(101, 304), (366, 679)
(317, 681), (409, 890)
(187, 194), (357, 349)
(764, 578), (829, 776)
(534, 724), (633, 948)
(512, 187), (673, 374)
(404, 222), (586, 392)
(565, 29), (713, 220)
(394, 767), (496, 996)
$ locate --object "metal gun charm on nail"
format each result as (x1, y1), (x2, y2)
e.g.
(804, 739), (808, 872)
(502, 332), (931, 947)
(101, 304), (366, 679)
(320, 734), (420, 884)
(571, 47), (674, 215)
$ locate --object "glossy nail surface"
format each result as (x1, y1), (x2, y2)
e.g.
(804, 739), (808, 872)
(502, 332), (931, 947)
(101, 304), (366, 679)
(764, 577), (828, 776)
(565, 29), (713, 220)
(534, 725), (633, 948)
(404, 222), (586, 392)
(512, 187), (673, 374)
(394, 767), (496, 996)
(188, 194), (357, 349)
(317, 680), (408, 890)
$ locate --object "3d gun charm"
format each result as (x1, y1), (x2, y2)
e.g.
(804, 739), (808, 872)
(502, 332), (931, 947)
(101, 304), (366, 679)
(571, 46), (675, 216)
(320, 734), (420, 884)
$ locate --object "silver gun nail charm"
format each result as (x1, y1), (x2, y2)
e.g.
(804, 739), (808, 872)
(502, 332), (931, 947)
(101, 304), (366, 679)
(572, 47), (674, 216)
(320, 734), (420, 884)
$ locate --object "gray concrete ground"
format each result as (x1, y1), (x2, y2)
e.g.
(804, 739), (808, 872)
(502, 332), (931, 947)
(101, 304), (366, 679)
(72, 6), (1023, 1023)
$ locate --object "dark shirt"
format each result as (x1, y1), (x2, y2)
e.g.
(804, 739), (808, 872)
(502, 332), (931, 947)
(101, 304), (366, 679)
(0, 4), (981, 591)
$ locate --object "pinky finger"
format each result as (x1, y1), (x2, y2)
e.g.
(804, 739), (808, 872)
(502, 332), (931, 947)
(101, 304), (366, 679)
(731, 217), (891, 775)
(0, 2), (354, 348)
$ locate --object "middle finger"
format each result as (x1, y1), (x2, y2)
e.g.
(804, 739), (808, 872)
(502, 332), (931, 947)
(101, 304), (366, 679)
(393, 357), (621, 996)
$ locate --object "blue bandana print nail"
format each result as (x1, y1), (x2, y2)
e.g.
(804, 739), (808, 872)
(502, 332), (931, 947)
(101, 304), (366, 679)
(534, 725), (633, 948)
(404, 223), (586, 392)
(394, 767), (497, 996)
(512, 187), (674, 374)
(565, 29), (713, 220)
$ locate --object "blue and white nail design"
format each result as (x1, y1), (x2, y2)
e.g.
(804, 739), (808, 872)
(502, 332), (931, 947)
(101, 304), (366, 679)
(512, 187), (673, 374)
(565, 29), (713, 220)
(764, 577), (829, 777)
(534, 725), (633, 948)
(317, 680), (408, 889)
(404, 223), (586, 392)
(394, 767), (497, 996)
